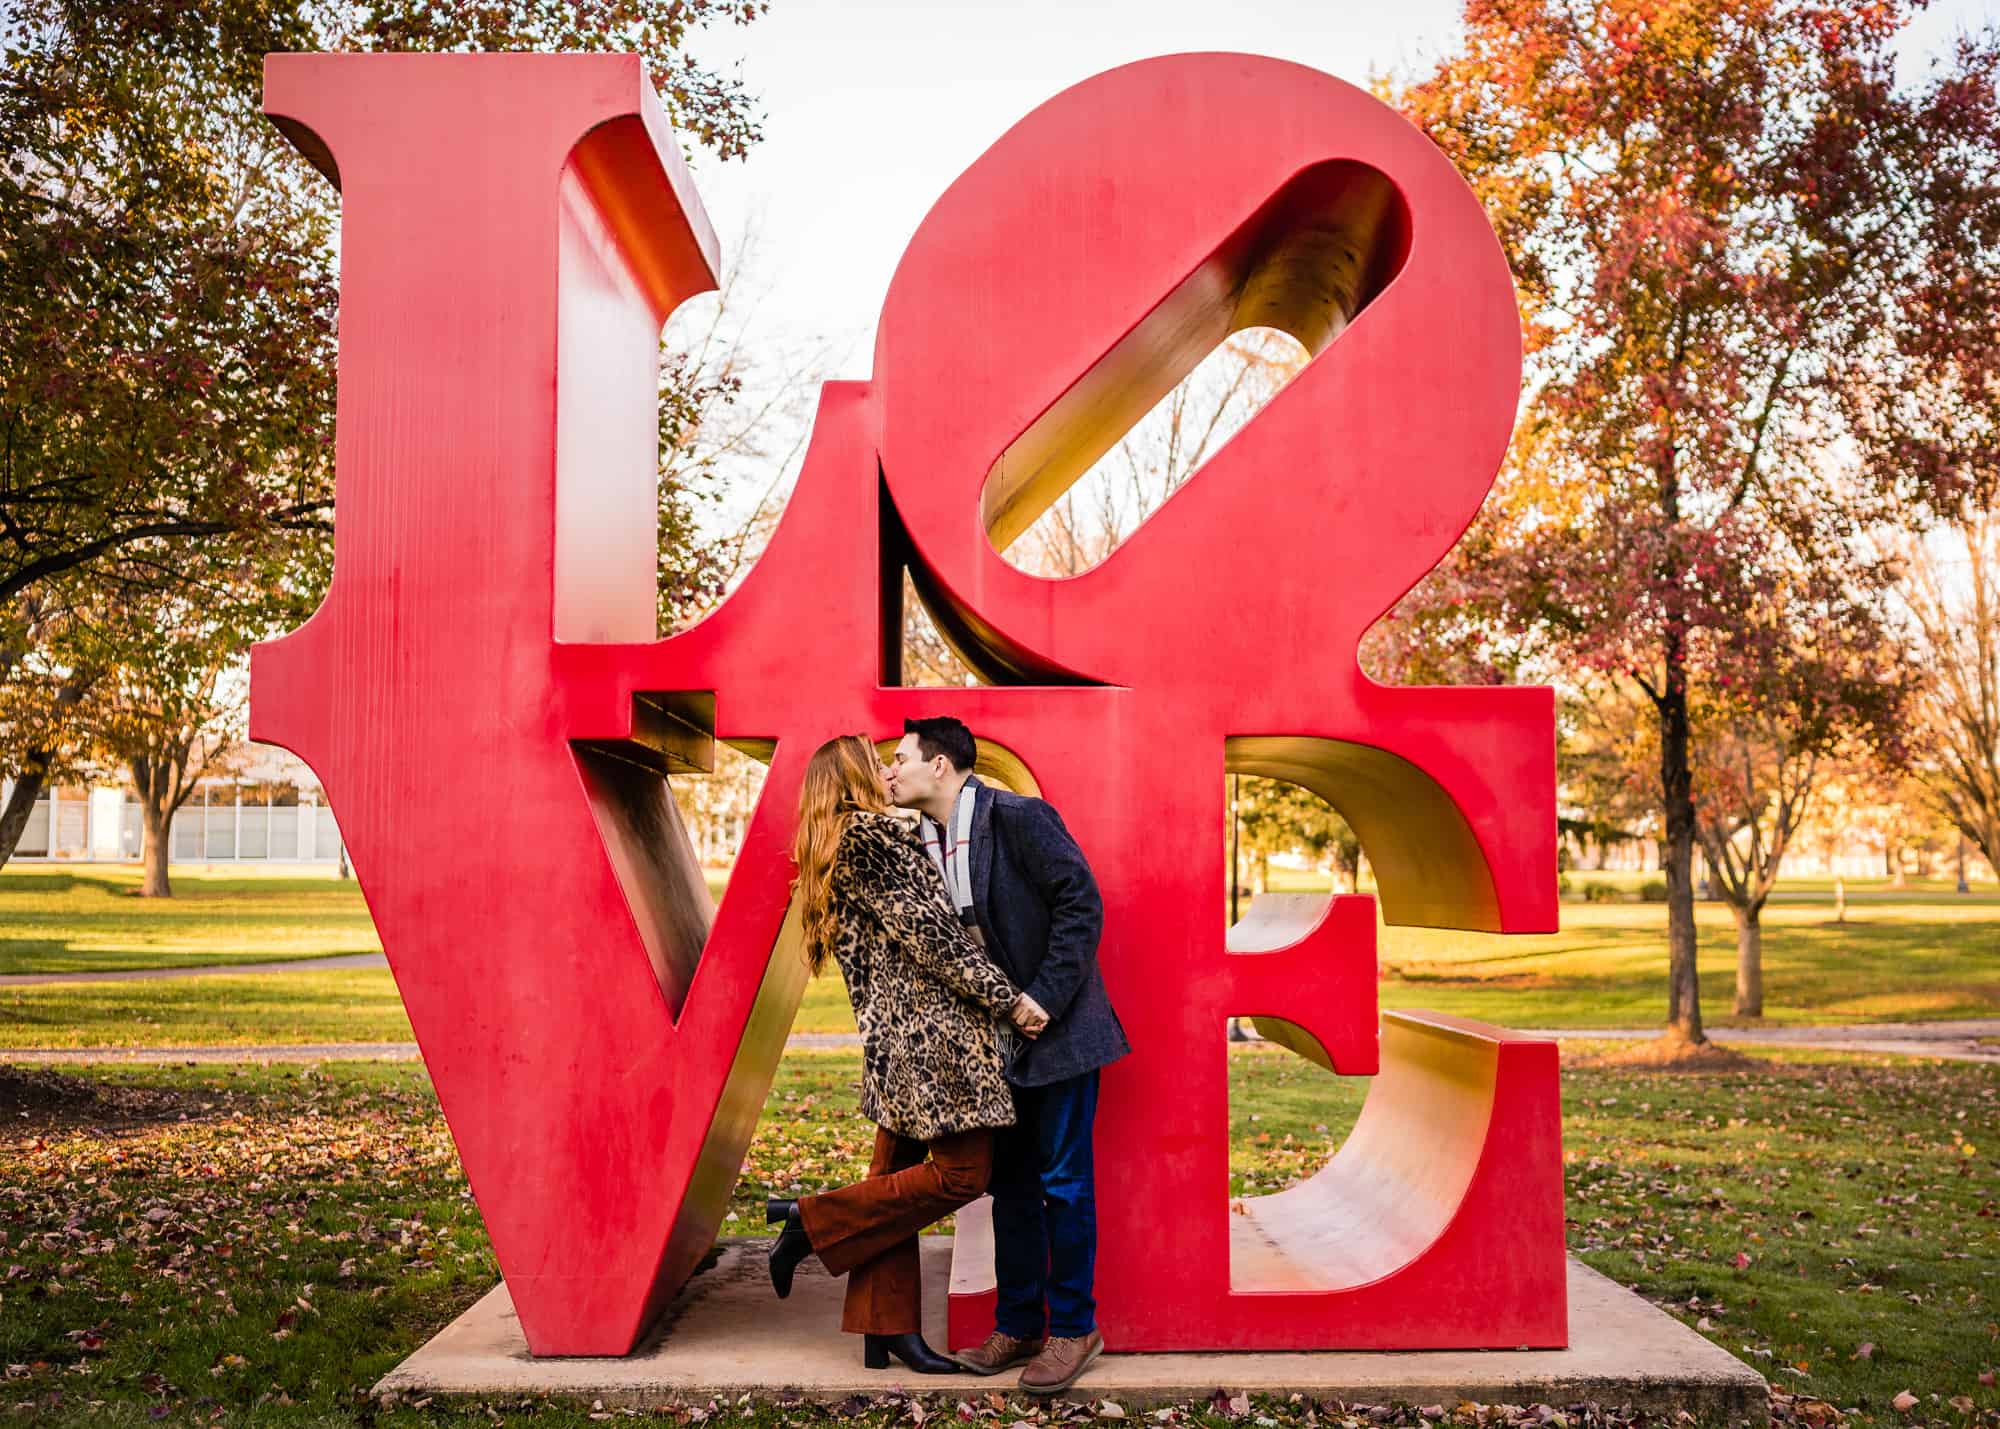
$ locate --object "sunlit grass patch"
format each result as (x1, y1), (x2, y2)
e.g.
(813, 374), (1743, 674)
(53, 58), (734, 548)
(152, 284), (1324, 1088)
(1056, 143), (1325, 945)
(0, 970), (414, 1048)
(0, 865), (379, 975)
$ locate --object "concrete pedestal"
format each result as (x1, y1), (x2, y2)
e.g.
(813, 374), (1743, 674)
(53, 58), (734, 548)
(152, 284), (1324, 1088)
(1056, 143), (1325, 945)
(377, 1239), (1767, 1420)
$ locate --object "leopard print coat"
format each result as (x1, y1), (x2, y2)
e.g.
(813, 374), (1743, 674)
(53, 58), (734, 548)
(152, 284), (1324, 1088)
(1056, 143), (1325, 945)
(828, 812), (1022, 1141)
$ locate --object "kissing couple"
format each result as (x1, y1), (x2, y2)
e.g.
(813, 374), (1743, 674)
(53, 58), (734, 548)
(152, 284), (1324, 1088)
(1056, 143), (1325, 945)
(764, 717), (1129, 1396)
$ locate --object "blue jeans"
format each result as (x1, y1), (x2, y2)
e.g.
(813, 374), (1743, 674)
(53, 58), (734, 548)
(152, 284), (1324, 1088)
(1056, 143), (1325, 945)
(990, 1069), (1099, 1340)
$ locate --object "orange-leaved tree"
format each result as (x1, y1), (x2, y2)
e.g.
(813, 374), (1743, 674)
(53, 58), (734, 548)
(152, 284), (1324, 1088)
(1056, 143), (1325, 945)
(1397, 0), (2000, 1042)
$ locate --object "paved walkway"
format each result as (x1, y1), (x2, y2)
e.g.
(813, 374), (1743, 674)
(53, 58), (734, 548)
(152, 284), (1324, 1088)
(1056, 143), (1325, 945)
(1518, 1019), (2000, 1063)
(0, 952), (387, 986)
(5, 1041), (423, 1063)
(4, 1020), (1996, 1064)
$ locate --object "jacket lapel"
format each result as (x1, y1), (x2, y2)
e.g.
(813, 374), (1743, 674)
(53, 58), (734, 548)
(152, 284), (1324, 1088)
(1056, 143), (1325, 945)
(968, 775), (998, 929)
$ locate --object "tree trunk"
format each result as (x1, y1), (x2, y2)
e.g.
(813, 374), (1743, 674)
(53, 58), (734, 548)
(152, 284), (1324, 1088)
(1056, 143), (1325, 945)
(1732, 902), (1763, 1018)
(139, 796), (173, 898)
(1228, 775), (1241, 925)
(1660, 676), (1706, 1042)
(0, 761), (50, 869)
(1833, 876), (1846, 923)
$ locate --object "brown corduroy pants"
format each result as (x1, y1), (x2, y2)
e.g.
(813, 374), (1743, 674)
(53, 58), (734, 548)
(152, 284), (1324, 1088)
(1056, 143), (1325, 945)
(796, 1124), (994, 1335)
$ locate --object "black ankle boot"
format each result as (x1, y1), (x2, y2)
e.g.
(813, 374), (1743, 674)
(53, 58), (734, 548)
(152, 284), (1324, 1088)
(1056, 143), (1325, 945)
(766, 1198), (811, 1299)
(863, 1331), (961, 1374)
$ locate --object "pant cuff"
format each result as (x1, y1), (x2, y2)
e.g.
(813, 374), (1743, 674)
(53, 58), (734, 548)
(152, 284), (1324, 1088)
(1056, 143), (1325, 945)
(842, 1315), (920, 1335)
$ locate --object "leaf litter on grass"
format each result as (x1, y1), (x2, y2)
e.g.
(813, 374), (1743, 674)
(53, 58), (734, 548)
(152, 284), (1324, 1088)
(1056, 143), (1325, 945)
(0, 1050), (1995, 1426)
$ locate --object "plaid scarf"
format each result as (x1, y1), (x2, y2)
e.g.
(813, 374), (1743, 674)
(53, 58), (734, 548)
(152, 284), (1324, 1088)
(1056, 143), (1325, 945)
(919, 781), (981, 936)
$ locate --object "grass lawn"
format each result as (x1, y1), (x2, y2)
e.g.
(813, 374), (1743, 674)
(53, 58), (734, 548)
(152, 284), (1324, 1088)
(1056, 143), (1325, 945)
(1378, 900), (2000, 1027)
(0, 969), (414, 1048)
(0, 866), (378, 975)
(0, 967), (854, 1049)
(4, 865), (1998, 1048)
(0, 1046), (1993, 1427)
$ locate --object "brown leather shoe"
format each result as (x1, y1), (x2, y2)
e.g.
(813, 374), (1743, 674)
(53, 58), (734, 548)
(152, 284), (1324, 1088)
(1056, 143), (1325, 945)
(951, 1330), (1044, 1376)
(1018, 1330), (1104, 1397)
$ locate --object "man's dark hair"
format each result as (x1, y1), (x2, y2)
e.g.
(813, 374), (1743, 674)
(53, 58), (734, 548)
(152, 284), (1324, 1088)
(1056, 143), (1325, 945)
(905, 716), (976, 772)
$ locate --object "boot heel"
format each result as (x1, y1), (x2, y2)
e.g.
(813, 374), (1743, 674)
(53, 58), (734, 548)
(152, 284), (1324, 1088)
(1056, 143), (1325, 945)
(863, 1336), (889, 1369)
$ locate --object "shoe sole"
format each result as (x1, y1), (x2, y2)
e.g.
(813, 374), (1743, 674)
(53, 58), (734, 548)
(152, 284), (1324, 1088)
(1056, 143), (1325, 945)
(1019, 1340), (1104, 1397)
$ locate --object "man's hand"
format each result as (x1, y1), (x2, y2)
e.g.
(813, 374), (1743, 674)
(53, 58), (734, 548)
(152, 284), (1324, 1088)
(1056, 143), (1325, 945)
(1008, 992), (1050, 1039)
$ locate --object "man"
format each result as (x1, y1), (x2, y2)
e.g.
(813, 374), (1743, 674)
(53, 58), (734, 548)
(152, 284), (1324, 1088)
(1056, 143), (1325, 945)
(885, 716), (1130, 1397)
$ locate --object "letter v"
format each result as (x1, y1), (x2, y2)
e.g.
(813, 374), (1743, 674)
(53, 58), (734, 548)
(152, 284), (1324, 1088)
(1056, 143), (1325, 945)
(247, 52), (799, 1354)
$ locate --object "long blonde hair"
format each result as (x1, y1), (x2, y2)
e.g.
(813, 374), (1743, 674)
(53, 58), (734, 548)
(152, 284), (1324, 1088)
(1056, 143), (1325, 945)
(792, 734), (890, 974)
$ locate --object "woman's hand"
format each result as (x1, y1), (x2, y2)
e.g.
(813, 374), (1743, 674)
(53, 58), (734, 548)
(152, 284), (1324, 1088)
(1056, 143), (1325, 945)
(1008, 992), (1050, 1039)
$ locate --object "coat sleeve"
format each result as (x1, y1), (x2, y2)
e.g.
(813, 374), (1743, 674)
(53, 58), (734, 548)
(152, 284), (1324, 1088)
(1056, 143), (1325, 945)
(1004, 799), (1105, 1020)
(836, 820), (1023, 1017)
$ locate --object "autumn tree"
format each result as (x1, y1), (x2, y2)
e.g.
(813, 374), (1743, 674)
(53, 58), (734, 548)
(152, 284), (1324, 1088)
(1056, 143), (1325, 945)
(902, 329), (1308, 682)
(0, 581), (103, 857)
(90, 533), (319, 895)
(1689, 575), (1910, 1015)
(658, 224), (838, 633)
(1895, 514), (2000, 875)
(1400, 0), (2000, 1043)
(1557, 681), (1663, 871)
(1006, 330), (1305, 579)
(1234, 777), (1357, 894)
(97, 632), (243, 900)
(1795, 754), (1954, 906)
(0, 3), (335, 870)
(1, 0), (769, 866)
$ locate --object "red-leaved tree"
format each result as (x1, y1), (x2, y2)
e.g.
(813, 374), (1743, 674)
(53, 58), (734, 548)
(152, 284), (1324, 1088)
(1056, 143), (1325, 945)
(1398, 0), (2000, 1041)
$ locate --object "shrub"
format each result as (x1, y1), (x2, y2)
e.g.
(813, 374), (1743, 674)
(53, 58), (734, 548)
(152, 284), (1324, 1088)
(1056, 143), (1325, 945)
(1580, 880), (1622, 903)
(1640, 879), (1668, 903)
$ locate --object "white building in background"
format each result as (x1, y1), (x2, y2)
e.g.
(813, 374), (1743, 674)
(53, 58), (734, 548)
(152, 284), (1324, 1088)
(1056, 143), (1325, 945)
(3, 742), (345, 866)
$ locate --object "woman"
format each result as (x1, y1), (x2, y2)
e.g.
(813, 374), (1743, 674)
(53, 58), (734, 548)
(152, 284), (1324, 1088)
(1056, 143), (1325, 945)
(767, 734), (1038, 1374)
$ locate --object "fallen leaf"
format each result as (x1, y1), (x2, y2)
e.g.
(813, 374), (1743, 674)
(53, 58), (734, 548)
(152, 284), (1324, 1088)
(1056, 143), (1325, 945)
(1852, 1343), (1874, 1361)
(1892, 1391), (1918, 1413)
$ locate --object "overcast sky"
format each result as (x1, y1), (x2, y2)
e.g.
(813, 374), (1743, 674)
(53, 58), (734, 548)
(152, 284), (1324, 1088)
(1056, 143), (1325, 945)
(677, 0), (1999, 372)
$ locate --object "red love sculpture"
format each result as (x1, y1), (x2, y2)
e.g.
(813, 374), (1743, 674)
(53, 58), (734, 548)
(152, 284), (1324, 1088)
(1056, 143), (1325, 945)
(251, 51), (1564, 1358)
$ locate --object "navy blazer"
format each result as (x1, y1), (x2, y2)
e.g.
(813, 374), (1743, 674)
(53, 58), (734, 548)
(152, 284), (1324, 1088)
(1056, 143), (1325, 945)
(962, 776), (1131, 1087)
